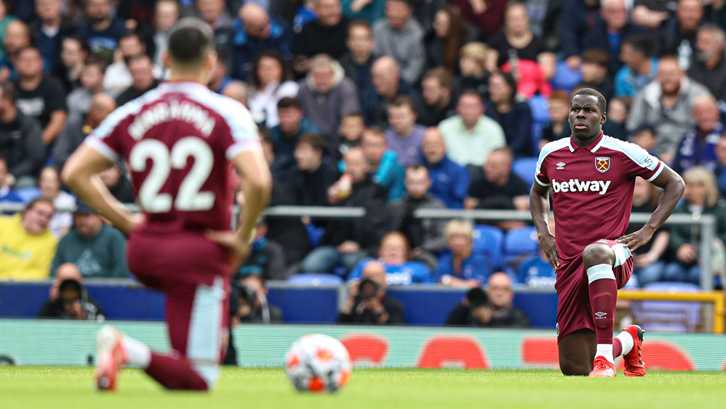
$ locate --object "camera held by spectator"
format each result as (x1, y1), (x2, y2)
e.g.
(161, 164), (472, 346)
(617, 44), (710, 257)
(38, 263), (105, 321)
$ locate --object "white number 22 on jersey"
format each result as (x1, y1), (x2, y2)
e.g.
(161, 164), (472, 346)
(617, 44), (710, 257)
(129, 137), (215, 213)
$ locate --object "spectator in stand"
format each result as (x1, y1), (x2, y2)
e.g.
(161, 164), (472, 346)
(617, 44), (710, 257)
(452, 0), (506, 40)
(152, 0), (180, 67)
(339, 20), (375, 109)
(385, 96), (425, 167)
(232, 3), (292, 81)
(418, 68), (456, 128)
(77, 0), (128, 63)
(361, 56), (420, 127)
(0, 1), (16, 63)
(38, 165), (75, 238)
(53, 93), (116, 169)
(688, 24), (726, 103)
(373, 0), (425, 85)
(222, 80), (249, 106)
(487, 1), (555, 81)
(14, 46), (67, 146)
(628, 177), (669, 287)
(451, 42), (490, 99)
(425, 5), (469, 74)
(337, 260), (406, 325)
(0, 153), (23, 208)
(485, 71), (533, 158)
(672, 94), (724, 175)
(445, 286), (491, 326)
(50, 201), (130, 278)
(540, 90), (570, 148)
(38, 263), (105, 320)
(0, 21), (31, 83)
(52, 36), (89, 94)
(631, 123), (659, 155)
(655, 0), (703, 70)
(183, 0), (234, 66)
(341, 0), (386, 23)
(0, 197), (56, 281)
(466, 147), (529, 213)
(98, 164), (135, 204)
(602, 95), (631, 141)
(577, 48), (615, 103)
(269, 97), (322, 179)
(517, 246), (556, 288)
(389, 165), (447, 267)
(116, 54), (160, 106)
(66, 55), (107, 119)
(665, 167), (726, 285)
(615, 35), (658, 98)
(104, 31), (163, 98)
(716, 137), (726, 196)
(0, 82), (44, 187)
(438, 90), (505, 167)
(559, 0), (602, 72)
(632, 0), (672, 30)
(582, 0), (644, 75)
(485, 272), (530, 327)
(627, 55), (710, 163)
(297, 53), (360, 142)
(30, 0), (77, 73)
(360, 127), (405, 201)
(237, 218), (288, 280)
(334, 112), (365, 163)
(233, 273), (283, 323)
(207, 53), (232, 94)
(289, 133), (340, 206)
(300, 147), (389, 274)
(247, 49), (299, 128)
(436, 219), (491, 287)
(292, 0), (349, 72)
(422, 127), (470, 209)
(347, 231), (434, 284)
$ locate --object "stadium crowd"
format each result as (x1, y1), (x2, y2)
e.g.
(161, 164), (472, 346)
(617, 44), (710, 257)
(1, 0), (726, 322)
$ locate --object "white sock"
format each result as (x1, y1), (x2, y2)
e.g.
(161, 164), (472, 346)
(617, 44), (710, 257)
(616, 330), (634, 356)
(122, 335), (152, 369)
(596, 344), (614, 364)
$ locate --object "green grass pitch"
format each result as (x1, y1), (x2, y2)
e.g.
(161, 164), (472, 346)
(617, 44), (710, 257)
(1, 367), (724, 409)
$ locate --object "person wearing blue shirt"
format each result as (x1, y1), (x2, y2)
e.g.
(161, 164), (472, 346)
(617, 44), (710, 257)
(76, 0), (127, 63)
(232, 4), (292, 81)
(614, 36), (658, 98)
(516, 250), (556, 288)
(421, 127), (470, 209)
(435, 219), (491, 287)
(360, 127), (405, 201)
(347, 232), (435, 284)
(672, 94), (724, 175)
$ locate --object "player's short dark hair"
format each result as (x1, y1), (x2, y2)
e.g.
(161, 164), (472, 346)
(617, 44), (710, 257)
(297, 133), (326, 152)
(623, 35), (652, 57)
(582, 48), (610, 68)
(422, 67), (452, 88)
(167, 17), (214, 66)
(571, 88), (607, 114)
(277, 97), (300, 110)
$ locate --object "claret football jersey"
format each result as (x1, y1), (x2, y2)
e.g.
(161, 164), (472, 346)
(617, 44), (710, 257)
(86, 81), (260, 232)
(535, 132), (664, 261)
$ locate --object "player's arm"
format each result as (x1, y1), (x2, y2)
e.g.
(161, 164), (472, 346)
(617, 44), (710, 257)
(618, 165), (685, 251)
(530, 182), (559, 269)
(61, 143), (142, 234)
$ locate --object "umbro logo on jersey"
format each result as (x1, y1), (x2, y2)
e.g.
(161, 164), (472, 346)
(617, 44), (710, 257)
(551, 179), (611, 195)
(556, 162), (566, 170)
(595, 311), (607, 320)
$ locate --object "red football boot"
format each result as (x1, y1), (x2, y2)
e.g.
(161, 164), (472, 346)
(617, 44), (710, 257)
(95, 325), (128, 391)
(622, 325), (646, 377)
(589, 356), (616, 377)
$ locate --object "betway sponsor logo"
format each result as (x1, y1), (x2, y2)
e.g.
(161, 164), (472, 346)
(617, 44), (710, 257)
(551, 179), (611, 195)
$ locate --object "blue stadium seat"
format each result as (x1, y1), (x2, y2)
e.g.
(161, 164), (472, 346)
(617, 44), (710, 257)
(528, 95), (549, 154)
(15, 187), (41, 203)
(551, 61), (582, 92)
(631, 282), (702, 332)
(512, 157), (538, 187)
(472, 224), (504, 269)
(504, 226), (539, 256)
(287, 274), (343, 286)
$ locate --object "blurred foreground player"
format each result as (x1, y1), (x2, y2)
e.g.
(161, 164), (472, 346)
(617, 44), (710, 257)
(62, 18), (271, 390)
(530, 88), (684, 377)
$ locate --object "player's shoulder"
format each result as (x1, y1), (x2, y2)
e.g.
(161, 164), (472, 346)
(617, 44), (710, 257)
(181, 85), (256, 127)
(537, 138), (570, 162)
(597, 135), (654, 161)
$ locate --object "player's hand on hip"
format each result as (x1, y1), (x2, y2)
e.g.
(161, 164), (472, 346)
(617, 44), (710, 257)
(616, 226), (654, 252)
(119, 213), (145, 236)
(205, 230), (251, 272)
(539, 233), (559, 270)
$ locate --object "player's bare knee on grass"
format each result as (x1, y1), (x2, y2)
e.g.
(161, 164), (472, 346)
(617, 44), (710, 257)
(559, 359), (592, 376)
(581, 243), (615, 269)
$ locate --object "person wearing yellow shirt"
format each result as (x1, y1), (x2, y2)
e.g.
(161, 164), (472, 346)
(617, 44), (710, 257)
(0, 197), (57, 280)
